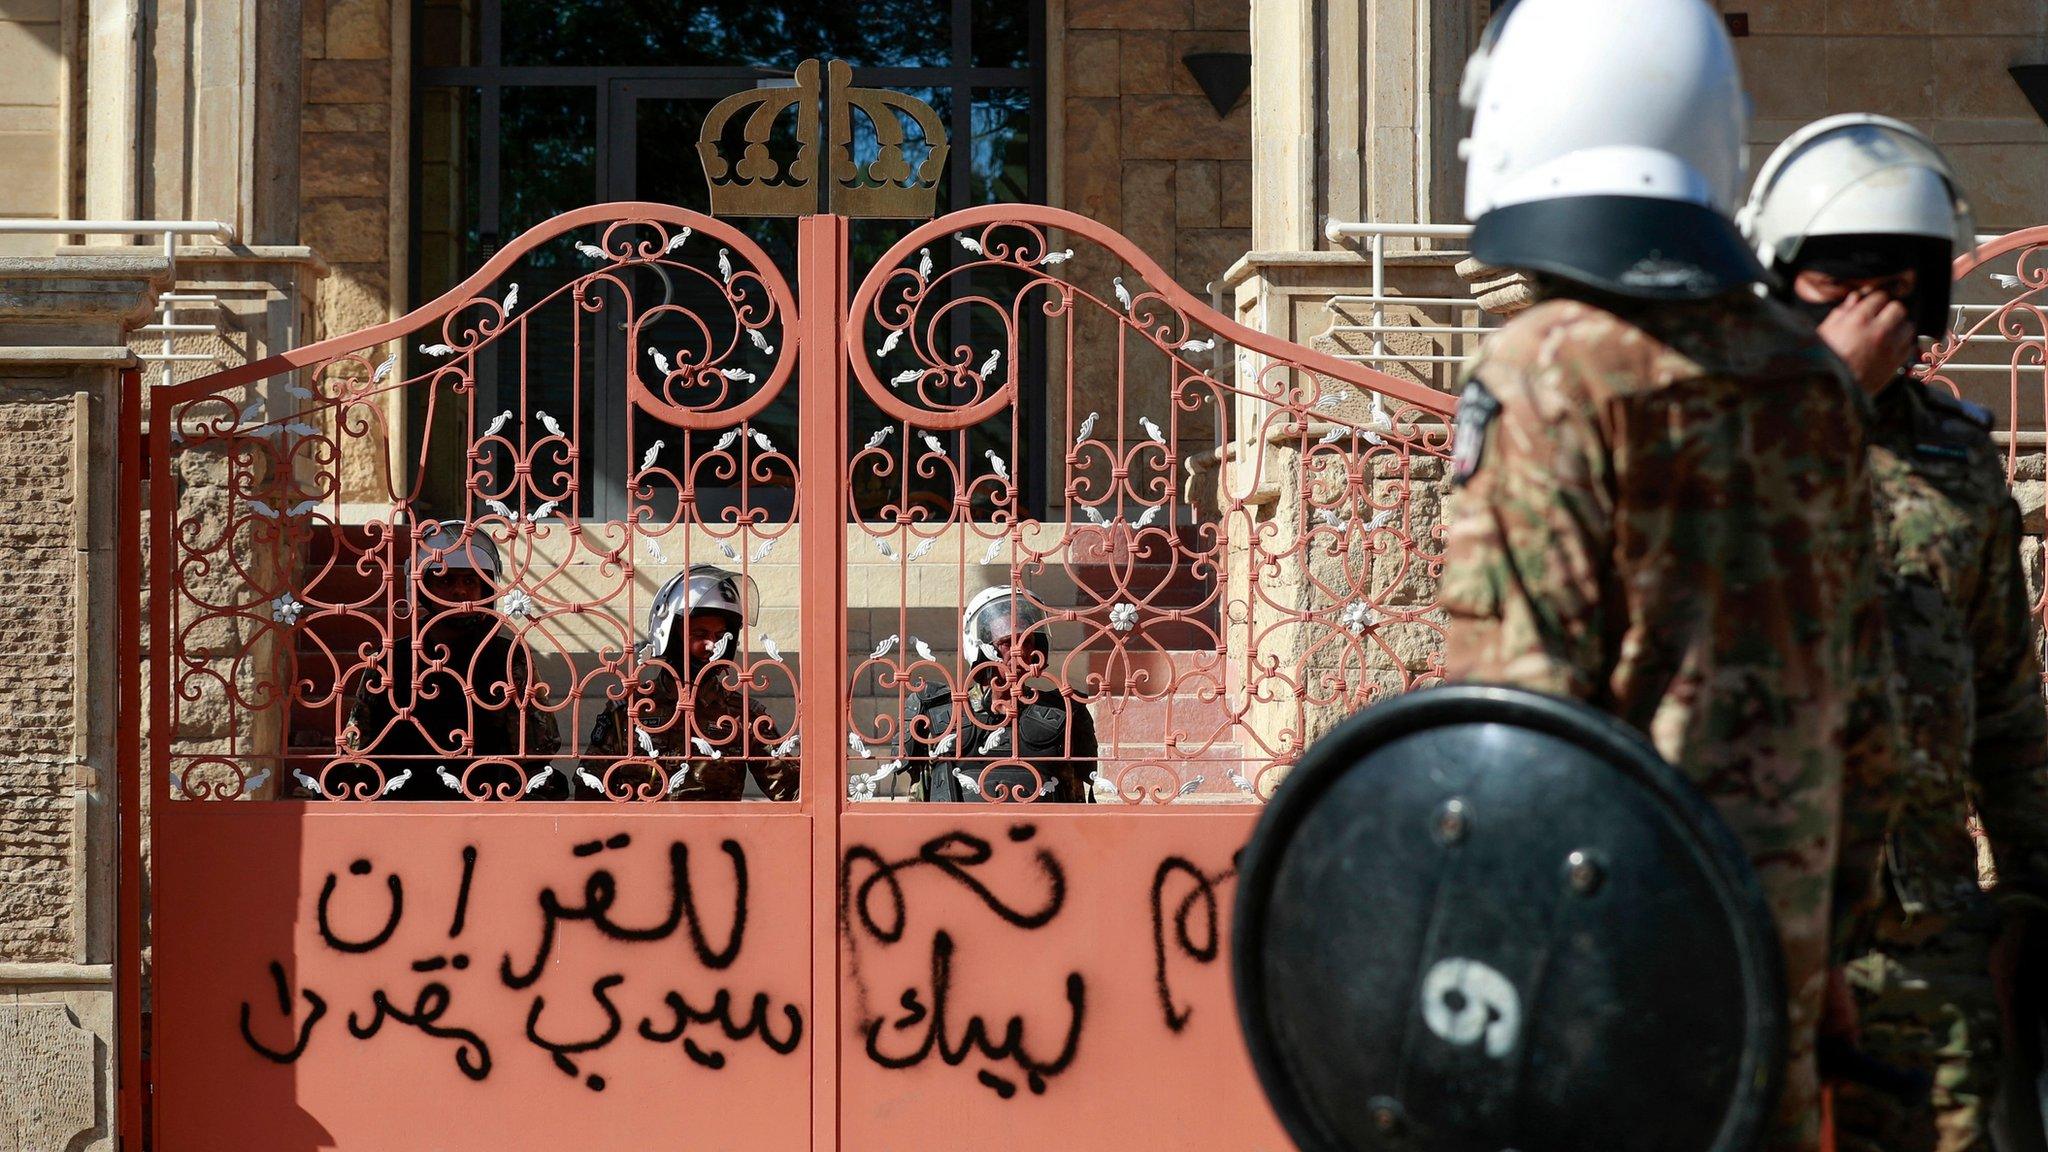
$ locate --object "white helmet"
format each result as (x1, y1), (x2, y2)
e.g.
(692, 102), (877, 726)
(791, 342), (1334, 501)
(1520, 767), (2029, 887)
(405, 520), (500, 617)
(1459, 0), (1764, 299)
(961, 585), (1049, 664)
(645, 564), (759, 661)
(1739, 114), (1972, 335)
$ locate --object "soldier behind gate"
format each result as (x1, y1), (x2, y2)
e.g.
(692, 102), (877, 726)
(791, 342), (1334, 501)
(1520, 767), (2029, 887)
(1743, 113), (2048, 1152)
(327, 521), (563, 799)
(579, 564), (798, 801)
(898, 585), (1098, 803)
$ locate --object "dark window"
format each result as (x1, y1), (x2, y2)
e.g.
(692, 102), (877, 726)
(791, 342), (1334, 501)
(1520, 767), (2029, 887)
(410, 0), (1048, 521)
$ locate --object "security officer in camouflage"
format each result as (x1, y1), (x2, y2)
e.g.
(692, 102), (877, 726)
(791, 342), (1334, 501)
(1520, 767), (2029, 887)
(899, 586), (1098, 803)
(1744, 114), (2048, 1152)
(1441, 4), (1903, 1149)
(580, 564), (798, 801)
(337, 521), (563, 799)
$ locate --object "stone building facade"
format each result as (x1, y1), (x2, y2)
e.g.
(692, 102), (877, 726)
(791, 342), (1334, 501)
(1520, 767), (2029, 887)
(0, 0), (2043, 1144)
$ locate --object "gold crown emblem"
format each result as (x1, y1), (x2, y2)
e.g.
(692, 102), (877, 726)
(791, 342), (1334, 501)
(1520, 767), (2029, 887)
(697, 59), (950, 220)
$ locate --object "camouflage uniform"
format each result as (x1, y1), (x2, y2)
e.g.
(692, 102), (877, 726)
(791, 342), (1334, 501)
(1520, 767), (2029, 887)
(339, 629), (564, 799)
(1440, 291), (1904, 1152)
(1833, 378), (2048, 1152)
(581, 673), (798, 801)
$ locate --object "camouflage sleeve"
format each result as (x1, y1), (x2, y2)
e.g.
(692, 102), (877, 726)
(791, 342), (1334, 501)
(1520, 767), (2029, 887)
(1967, 492), (2048, 901)
(744, 700), (800, 802)
(1831, 542), (1905, 959)
(1440, 359), (1618, 700)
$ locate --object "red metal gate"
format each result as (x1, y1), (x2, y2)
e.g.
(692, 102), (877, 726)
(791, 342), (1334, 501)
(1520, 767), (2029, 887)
(123, 202), (1455, 1149)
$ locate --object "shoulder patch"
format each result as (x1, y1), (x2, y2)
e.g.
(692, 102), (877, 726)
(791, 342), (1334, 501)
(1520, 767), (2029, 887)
(1922, 387), (1994, 432)
(1451, 379), (1502, 488)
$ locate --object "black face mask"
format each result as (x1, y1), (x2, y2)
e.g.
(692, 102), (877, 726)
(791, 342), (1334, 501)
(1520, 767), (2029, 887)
(1786, 295), (1840, 328)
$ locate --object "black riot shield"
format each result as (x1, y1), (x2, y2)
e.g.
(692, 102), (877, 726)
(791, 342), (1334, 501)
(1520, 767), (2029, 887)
(1233, 685), (1786, 1152)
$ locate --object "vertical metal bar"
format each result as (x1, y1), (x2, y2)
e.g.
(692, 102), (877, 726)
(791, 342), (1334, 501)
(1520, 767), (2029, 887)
(115, 367), (143, 1152)
(1370, 233), (1385, 367)
(797, 213), (849, 1152)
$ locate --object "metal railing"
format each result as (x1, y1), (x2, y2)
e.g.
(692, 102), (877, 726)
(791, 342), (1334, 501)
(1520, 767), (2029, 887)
(0, 219), (237, 385)
(1320, 219), (1489, 375)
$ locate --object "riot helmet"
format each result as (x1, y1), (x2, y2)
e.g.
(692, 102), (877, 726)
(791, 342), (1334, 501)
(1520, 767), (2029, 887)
(961, 585), (1050, 666)
(1459, 0), (1765, 300)
(1740, 114), (1972, 336)
(406, 520), (501, 638)
(645, 564), (759, 666)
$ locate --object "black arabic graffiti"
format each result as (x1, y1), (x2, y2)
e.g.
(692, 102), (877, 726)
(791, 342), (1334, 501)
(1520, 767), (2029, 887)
(1149, 854), (1239, 1033)
(842, 824), (1085, 1097)
(236, 837), (802, 1091)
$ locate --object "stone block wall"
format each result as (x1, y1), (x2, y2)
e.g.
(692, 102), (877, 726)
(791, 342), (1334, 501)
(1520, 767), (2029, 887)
(0, 1), (67, 256)
(300, 0), (406, 503)
(1725, 0), (2048, 232)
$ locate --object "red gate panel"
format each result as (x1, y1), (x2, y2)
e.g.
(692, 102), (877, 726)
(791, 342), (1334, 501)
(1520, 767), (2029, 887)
(131, 200), (1457, 1150)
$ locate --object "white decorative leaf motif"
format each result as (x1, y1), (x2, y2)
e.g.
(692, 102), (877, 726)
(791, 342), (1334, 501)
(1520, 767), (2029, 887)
(292, 769), (322, 796)
(419, 343), (455, 357)
(1113, 276), (1134, 313)
(917, 247), (932, 281)
(1178, 775), (1205, 796)
(649, 347), (672, 375)
(717, 538), (738, 561)
(751, 536), (777, 562)
(890, 368), (921, 388)
(645, 536), (669, 563)
(863, 426), (894, 451)
(953, 770), (982, 796)
(718, 248), (733, 283)
(640, 439), (665, 472)
(1179, 337), (1215, 353)
(1140, 415), (1166, 444)
(747, 327), (775, 356)
(978, 729), (1004, 753)
(691, 736), (723, 760)
(848, 731), (873, 759)
(721, 367), (758, 383)
(878, 328), (903, 357)
(578, 768), (605, 792)
(437, 765), (463, 792)
(980, 536), (1005, 565)
(908, 535), (938, 561)
(706, 632), (731, 661)
(1315, 388), (1352, 412)
(536, 410), (565, 437)
(248, 499), (280, 519)
(750, 429), (775, 453)
(869, 635), (899, 659)
(1037, 249), (1073, 266)
(875, 537), (896, 559)
(978, 348), (1001, 378)
(985, 451), (1009, 482)
(665, 228), (691, 253)
(1990, 273), (2022, 289)
(522, 767), (554, 794)
(372, 353), (398, 382)
(920, 432), (946, 457)
(932, 731), (957, 756)
(483, 410), (514, 438)
(501, 284), (519, 315)
(381, 768), (412, 796)
(913, 637), (936, 662)
(958, 235), (983, 255)
(1075, 411), (1099, 444)
(485, 498), (515, 520)
(770, 733), (800, 758)
(1082, 505), (1105, 525)
(712, 430), (739, 454)
(576, 241), (607, 261)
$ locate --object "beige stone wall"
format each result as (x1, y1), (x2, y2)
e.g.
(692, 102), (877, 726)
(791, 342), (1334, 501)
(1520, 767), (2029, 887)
(301, 0), (406, 502)
(1726, 0), (2048, 232)
(0, 1), (71, 254)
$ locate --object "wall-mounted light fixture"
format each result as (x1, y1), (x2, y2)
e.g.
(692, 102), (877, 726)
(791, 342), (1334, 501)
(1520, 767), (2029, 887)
(1182, 52), (1252, 119)
(2012, 64), (2048, 125)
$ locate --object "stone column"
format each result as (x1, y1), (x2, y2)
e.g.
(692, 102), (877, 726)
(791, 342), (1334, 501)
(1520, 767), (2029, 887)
(0, 253), (167, 1152)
